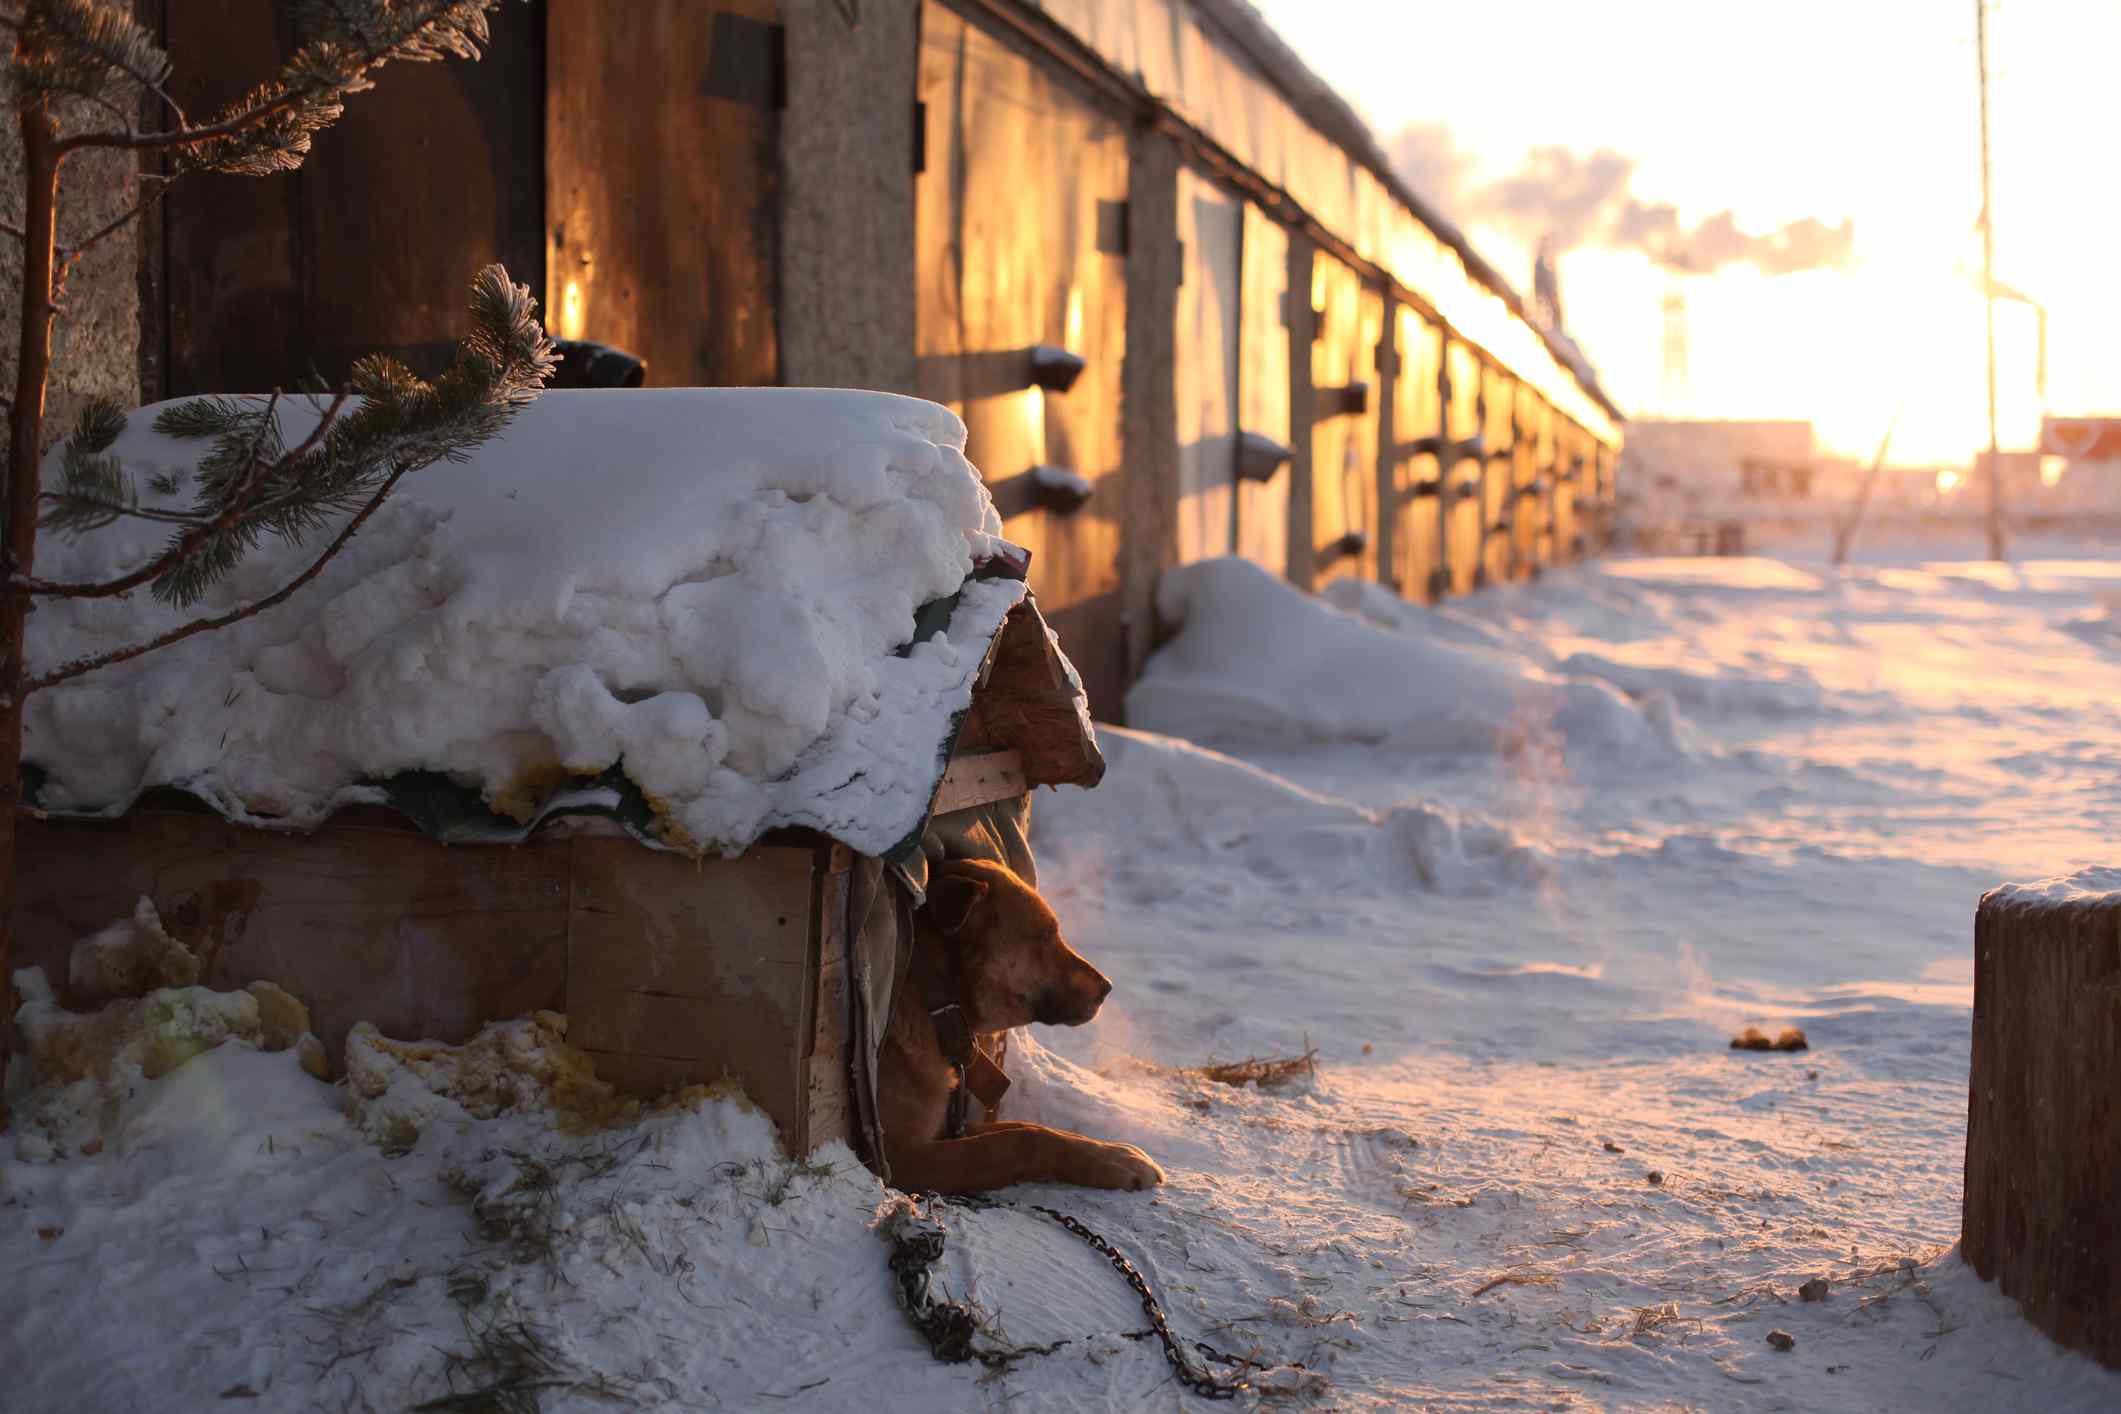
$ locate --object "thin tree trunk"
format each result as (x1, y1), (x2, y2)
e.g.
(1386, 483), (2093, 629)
(1, 101), (62, 1129)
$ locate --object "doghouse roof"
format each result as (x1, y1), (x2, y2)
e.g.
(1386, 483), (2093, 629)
(27, 389), (1101, 859)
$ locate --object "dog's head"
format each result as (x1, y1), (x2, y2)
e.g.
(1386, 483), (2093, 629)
(922, 858), (1112, 1031)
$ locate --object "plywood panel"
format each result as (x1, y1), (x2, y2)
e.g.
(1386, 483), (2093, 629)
(565, 837), (818, 1140)
(547, 0), (781, 388)
(10, 811), (569, 1060)
(1174, 166), (1242, 564)
(1307, 252), (1382, 588)
(1235, 202), (1290, 574)
(915, 3), (1131, 720)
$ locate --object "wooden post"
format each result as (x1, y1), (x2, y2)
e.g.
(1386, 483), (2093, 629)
(1120, 124), (1182, 694)
(1963, 873), (2121, 1368)
(1284, 233), (1317, 591)
(1372, 295), (1399, 593)
(1471, 369), (1491, 589)
(1434, 331), (1454, 598)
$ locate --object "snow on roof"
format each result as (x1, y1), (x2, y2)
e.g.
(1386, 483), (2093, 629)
(27, 388), (1028, 857)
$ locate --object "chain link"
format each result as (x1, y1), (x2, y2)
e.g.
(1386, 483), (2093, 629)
(887, 1194), (1257, 1400)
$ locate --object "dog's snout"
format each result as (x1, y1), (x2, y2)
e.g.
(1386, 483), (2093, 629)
(1094, 974), (1113, 1004)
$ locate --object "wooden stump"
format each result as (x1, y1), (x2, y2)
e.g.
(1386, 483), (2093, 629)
(1963, 871), (2121, 1368)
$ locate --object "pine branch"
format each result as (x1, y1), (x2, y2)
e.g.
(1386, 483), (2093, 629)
(53, 1), (505, 167)
(24, 458), (415, 694)
(23, 264), (553, 611)
(0, 220), (23, 241)
(53, 175), (176, 281)
(36, 493), (198, 527)
(17, 390), (337, 598)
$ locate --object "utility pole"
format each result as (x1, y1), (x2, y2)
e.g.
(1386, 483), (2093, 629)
(1976, 0), (2007, 560)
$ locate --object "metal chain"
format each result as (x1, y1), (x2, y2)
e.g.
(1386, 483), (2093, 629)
(1023, 1203), (1255, 1401)
(887, 1194), (1257, 1400)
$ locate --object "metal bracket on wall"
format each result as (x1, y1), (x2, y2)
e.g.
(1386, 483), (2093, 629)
(1027, 345), (1087, 393)
(702, 14), (786, 109)
(1029, 465), (1095, 514)
(1236, 430), (1294, 483)
(1314, 381), (1370, 419)
(1318, 530), (1367, 566)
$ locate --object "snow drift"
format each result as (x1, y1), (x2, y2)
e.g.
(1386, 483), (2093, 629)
(27, 388), (1022, 855)
(1128, 557), (1679, 758)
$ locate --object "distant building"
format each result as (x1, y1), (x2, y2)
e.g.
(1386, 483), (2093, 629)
(1616, 421), (1817, 549)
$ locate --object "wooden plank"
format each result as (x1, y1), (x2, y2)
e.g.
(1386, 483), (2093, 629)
(546, 0), (781, 389)
(800, 908), (851, 1154)
(1236, 202), (1292, 577)
(932, 750), (1026, 816)
(9, 812), (569, 1061)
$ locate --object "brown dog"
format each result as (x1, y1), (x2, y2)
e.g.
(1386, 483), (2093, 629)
(876, 857), (1165, 1193)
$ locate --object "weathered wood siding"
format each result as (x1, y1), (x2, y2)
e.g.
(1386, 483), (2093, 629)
(161, 0), (544, 394)
(914, 1), (1131, 719)
(545, 0), (781, 389)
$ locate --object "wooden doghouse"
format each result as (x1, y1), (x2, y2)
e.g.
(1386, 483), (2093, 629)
(8, 587), (1100, 1159)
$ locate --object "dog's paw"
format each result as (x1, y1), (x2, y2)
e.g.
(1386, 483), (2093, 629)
(1088, 1142), (1165, 1191)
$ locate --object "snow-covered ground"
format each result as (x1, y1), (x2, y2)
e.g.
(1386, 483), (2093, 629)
(9, 535), (2121, 1411)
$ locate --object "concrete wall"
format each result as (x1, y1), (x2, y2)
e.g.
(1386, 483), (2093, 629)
(781, 0), (920, 394)
(0, 80), (142, 471)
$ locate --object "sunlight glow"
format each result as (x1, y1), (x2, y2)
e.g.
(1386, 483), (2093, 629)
(1935, 468), (1963, 494)
(558, 280), (586, 342)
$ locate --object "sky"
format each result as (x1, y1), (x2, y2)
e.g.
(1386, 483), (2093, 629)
(1249, 0), (2118, 466)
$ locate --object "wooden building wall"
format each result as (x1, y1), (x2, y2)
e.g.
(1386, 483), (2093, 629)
(913, 2), (1132, 721)
(157, 0), (545, 397)
(155, 0), (782, 398)
(545, 0), (782, 390)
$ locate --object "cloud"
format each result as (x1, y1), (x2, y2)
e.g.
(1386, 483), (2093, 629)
(1389, 126), (1855, 276)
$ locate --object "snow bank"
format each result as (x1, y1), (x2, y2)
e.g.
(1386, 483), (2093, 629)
(1129, 557), (1676, 759)
(27, 388), (1022, 855)
(1033, 724), (1549, 900)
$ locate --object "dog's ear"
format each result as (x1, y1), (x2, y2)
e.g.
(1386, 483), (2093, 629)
(926, 873), (989, 935)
